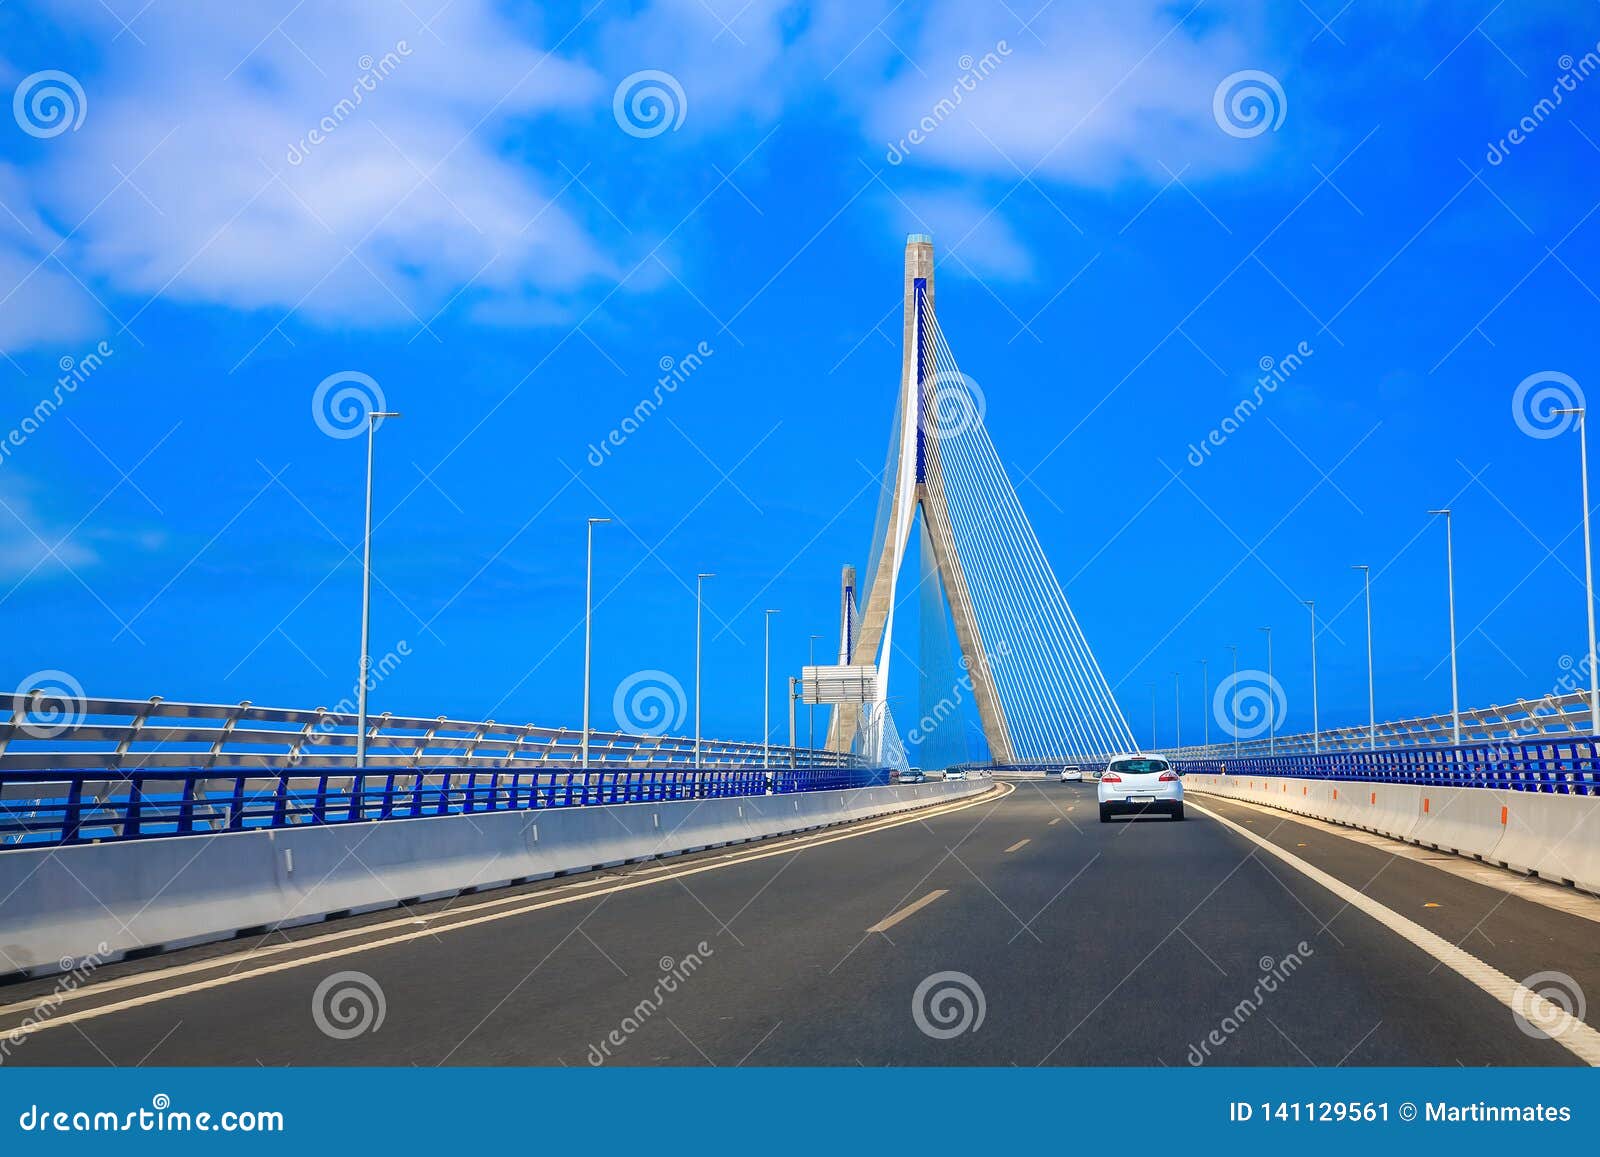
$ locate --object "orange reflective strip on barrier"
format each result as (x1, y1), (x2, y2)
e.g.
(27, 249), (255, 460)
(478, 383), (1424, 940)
(1501, 805), (1508, 825)
(1423, 797), (1430, 813)
(1333, 789), (1338, 800)
(1371, 791), (1376, 805)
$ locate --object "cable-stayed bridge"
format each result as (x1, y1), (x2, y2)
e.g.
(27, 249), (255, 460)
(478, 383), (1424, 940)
(2, 235), (1599, 1072)
(821, 234), (1136, 768)
(813, 237), (1598, 784)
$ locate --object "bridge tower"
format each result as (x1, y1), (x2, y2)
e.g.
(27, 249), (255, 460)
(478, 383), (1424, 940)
(828, 234), (1015, 762)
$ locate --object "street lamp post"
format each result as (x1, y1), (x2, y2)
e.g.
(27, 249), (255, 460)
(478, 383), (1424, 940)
(788, 676), (798, 769)
(581, 517), (610, 770)
(356, 409), (401, 770)
(1352, 565), (1375, 749)
(1225, 644), (1239, 757)
(1148, 682), (1157, 751)
(808, 634), (822, 754)
(1555, 407), (1600, 736)
(1258, 627), (1274, 755)
(695, 573), (715, 765)
(763, 609), (780, 770)
(1199, 658), (1209, 748)
(1172, 671), (1181, 750)
(1428, 508), (1461, 744)
(1304, 600), (1319, 755)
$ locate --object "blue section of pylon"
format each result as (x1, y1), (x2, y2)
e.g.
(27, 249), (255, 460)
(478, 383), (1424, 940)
(914, 277), (927, 486)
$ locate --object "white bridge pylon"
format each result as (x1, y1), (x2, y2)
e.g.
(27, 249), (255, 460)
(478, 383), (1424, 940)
(827, 234), (1138, 765)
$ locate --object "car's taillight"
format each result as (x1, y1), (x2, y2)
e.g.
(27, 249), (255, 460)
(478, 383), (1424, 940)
(1102, 772), (1122, 783)
(1158, 771), (1178, 782)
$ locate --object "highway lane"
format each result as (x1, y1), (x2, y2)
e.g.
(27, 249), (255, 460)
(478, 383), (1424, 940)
(2, 779), (1595, 1066)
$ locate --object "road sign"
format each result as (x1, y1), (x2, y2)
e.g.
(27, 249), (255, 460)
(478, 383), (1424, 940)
(802, 665), (876, 705)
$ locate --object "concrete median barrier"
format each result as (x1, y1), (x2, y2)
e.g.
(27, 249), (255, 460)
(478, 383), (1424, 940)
(1491, 793), (1600, 886)
(1186, 773), (1600, 894)
(1318, 782), (1365, 827)
(1409, 786), (1509, 862)
(1290, 779), (1329, 819)
(0, 780), (987, 978)
(1351, 784), (1423, 839)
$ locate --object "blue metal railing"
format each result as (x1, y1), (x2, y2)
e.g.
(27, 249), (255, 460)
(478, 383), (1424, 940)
(0, 765), (894, 848)
(1171, 737), (1599, 795)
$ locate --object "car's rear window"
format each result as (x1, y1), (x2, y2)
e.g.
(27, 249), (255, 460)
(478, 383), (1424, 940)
(1110, 759), (1170, 774)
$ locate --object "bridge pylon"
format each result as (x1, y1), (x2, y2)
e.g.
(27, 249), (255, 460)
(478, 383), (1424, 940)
(827, 234), (1015, 763)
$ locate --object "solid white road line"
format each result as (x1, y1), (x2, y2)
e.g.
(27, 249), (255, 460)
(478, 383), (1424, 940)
(1190, 799), (1600, 1066)
(0, 783), (1011, 1039)
(866, 889), (948, 933)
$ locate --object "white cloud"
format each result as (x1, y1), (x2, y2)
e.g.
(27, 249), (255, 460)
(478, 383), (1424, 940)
(1, 1), (621, 349)
(594, 1), (1282, 284)
(863, 4), (1275, 187)
(0, 1), (1286, 347)
(0, 167), (106, 353)
(590, 2), (1278, 186)
(0, 479), (99, 579)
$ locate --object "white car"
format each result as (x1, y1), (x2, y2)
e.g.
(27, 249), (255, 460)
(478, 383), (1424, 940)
(944, 768), (968, 781)
(1097, 754), (1183, 822)
(1058, 766), (1083, 782)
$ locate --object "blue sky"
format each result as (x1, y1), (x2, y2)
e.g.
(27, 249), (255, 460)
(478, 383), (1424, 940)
(0, 0), (1597, 752)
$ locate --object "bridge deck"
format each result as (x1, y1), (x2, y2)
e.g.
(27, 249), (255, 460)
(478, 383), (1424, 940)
(4, 783), (1594, 1065)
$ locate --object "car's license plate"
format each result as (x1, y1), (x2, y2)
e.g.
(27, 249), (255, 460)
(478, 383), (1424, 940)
(1130, 795), (1156, 803)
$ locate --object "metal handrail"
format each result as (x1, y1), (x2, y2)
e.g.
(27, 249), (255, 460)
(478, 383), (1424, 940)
(1170, 736), (1599, 794)
(0, 764), (893, 847)
(947, 690), (1600, 770)
(1162, 690), (1595, 759)
(0, 693), (858, 772)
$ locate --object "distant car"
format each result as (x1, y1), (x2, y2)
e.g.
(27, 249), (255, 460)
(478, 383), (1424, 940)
(1058, 766), (1083, 782)
(944, 768), (968, 781)
(900, 768), (926, 784)
(1098, 754), (1183, 822)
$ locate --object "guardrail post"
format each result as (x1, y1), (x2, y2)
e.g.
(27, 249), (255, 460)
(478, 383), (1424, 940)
(178, 774), (198, 834)
(0, 695), (27, 758)
(62, 777), (85, 843)
(228, 775), (246, 830)
(417, 717), (445, 769)
(289, 713), (319, 766)
(465, 721), (493, 765)
(505, 724), (532, 771)
(125, 774), (145, 838)
(112, 696), (164, 769)
(206, 701), (251, 771)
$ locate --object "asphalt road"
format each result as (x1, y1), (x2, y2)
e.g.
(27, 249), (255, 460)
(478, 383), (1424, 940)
(4, 780), (1597, 1066)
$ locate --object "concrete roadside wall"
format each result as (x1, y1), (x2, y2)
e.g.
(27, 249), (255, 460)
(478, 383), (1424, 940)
(1183, 773), (1600, 895)
(0, 780), (988, 978)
